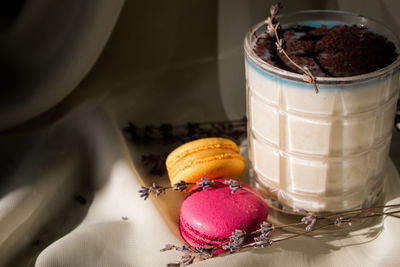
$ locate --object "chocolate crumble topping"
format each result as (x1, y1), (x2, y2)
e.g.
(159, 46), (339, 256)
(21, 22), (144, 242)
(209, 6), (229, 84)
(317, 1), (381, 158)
(254, 24), (398, 77)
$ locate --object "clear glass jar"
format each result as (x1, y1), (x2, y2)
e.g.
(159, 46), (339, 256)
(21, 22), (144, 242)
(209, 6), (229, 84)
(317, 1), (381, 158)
(244, 10), (400, 213)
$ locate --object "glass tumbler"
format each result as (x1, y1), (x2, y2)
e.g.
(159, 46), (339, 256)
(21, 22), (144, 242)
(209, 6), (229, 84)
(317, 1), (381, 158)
(244, 10), (400, 213)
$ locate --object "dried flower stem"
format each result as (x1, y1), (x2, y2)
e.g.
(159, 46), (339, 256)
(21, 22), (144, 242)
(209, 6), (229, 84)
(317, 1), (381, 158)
(267, 200), (400, 218)
(151, 180), (400, 266)
(139, 178), (242, 200)
(266, 3), (319, 93)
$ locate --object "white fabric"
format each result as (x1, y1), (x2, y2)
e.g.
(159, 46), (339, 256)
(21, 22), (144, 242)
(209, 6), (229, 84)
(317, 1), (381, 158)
(1, 105), (400, 267)
(0, 0), (125, 130)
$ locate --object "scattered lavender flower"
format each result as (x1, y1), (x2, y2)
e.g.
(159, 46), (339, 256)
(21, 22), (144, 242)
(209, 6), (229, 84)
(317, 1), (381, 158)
(196, 178), (213, 190)
(139, 183), (170, 200)
(125, 118), (247, 147)
(334, 217), (352, 227)
(176, 244), (192, 253)
(195, 246), (216, 260)
(139, 179), (244, 200)
(126, 118), (247, 176)
(301, 215), (317, 232)
(270, 2), (282, 16)
(138, 186), (150, 200)
(150, 183), (165, 197)
(161, 244), (178, 252)
(222, 242), (241, 253)
(253, 232), (273, 248)
(231, 229), (246, 243)
(166, 263), (181, 267)
(181, 255), (195, 266)
(223, 179), (242, 194)
(173, 180), (189, 192)
(251, 221), (274, 248)
(260, 221), (274, 234)
(226, 229), (247, 253)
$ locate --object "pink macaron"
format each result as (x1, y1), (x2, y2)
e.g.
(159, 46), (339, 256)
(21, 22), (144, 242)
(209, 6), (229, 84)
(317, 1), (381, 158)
(179, 179), (268, 251)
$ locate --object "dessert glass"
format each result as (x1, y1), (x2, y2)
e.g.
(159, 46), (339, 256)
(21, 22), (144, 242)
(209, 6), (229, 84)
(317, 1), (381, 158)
(244, 10), (400, 213)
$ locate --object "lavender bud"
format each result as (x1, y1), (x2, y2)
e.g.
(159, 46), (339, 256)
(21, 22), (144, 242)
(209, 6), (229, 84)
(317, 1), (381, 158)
(178, 244), (192, 253)
(334, 217), (347, 227)
(305, 218), (317, 232)
(230, 229), (246, 248)
(181, 255), (195, 265)
(196, 246), (215, 260)
(226, 242), (240, 253)
(223, 179), (242, 194)
(161, 244), (176, 252)
(173, 180), (188, 192)
(150, 183), (165, 197)
(138, 186), (150, 200)
(270, 3), (282, 17)
(254, 232), (273, 248)
(260, 221), (274, 234)
(301, 214), (317, 231)
(196, 178), (213, 190)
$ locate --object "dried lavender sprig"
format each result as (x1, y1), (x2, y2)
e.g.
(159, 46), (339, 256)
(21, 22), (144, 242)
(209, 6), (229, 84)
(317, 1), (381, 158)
(138, 183), (180, 200)
(224, 186), (400, 233)
(162, 204), (400, 266)
(139, 183), (172, 200)
(301, 213), (318, 232)
(267, 202), (400, 220)
(164, 244), (217, 266)
(196, 178), (213, 190)
(124, 117), (247, 145)
(138, 179), (245, 200)
(222, 179), (242, 193)
(265, 3), (319, 93)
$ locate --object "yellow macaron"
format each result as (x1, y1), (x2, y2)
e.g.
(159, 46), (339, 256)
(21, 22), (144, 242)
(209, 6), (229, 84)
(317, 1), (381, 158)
(166, 137), (245, 186)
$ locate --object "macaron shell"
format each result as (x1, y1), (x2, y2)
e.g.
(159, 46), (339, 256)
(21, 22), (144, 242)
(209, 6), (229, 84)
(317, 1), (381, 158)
(166, 137), (245, 186)
(166, 137), (239, 168)
(170, 153), (245, 185)
(179, 180), (268, 248)
(168, 148), (239, 178)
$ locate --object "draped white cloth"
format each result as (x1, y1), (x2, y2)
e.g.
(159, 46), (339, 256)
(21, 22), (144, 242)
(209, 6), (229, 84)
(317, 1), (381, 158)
(1, 105), (400, 267)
